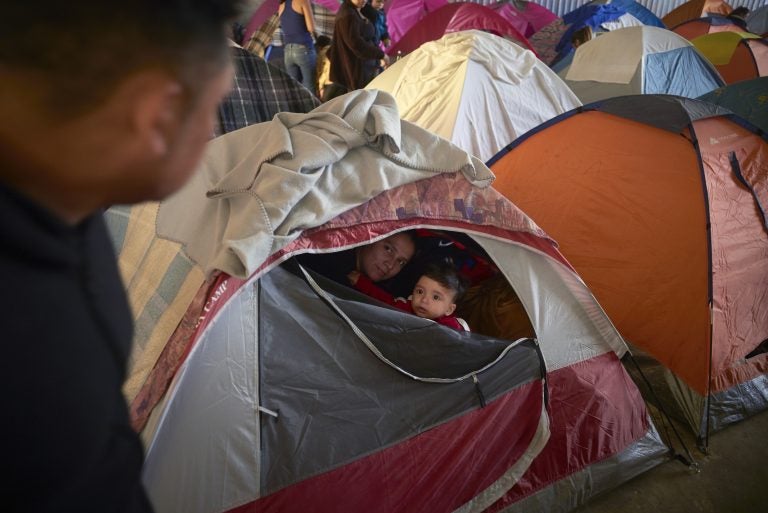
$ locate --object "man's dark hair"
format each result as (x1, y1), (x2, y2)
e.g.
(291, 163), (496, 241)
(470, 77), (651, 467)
(421, 262), (468, 303)
(0, 1), (245, 117)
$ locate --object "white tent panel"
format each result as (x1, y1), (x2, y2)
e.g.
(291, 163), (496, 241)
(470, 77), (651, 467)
(561, 26), (718, 102)
(475, 235), (628, 371)
(565, 26), (689, 83)
(143, 282), (261, 513)
(367, 30), (581, 161)
(601, 12), (646, 31)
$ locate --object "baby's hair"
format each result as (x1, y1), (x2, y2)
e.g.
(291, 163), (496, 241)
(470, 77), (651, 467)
(421, 262), (467, 302)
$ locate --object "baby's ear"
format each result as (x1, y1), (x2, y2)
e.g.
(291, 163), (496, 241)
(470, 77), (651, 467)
(445, 303), (457, 316)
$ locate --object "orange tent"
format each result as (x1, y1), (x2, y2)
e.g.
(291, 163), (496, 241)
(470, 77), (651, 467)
(692, 32), (768, 84)
(662, 0), (732, 29)
(488, 95), (768, 446)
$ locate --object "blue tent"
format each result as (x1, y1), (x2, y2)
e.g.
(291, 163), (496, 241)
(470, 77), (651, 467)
(557, 26), (724, 104)
(552, 1), (665, 68)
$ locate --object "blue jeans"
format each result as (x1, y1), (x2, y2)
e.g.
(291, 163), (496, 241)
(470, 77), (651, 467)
(284, 43), (317, 96)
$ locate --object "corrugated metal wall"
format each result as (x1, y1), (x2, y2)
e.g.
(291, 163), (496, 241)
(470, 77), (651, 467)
(534, 0), (766, 18)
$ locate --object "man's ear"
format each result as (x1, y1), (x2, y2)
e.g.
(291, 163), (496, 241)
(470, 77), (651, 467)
(128, 72), (184, 158)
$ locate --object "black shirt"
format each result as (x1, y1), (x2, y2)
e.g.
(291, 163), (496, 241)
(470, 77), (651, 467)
(0, 183), (153, 512)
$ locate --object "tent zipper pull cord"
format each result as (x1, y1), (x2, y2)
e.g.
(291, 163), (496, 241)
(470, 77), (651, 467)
(472, 374), (487, 408)
(258, 406), (279, 419)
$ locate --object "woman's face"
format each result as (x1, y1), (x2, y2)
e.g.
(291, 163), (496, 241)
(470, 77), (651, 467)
(350, 0), (367, 9)
(356, 232), (415, 282)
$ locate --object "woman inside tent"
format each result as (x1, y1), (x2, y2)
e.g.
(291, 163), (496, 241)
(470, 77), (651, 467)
(297, 231), (417, 288)
(299, 229), (534, 339)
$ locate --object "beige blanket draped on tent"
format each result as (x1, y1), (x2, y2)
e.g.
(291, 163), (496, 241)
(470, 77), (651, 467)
(158, 89), (495, 279)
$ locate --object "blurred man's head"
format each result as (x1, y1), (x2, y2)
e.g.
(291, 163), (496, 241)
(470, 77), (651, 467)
(0, 1), (244, 222)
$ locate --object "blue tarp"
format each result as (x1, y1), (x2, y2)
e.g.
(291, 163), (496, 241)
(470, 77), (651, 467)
(610, 0), (665, 28)
(557, 4), (626, 54)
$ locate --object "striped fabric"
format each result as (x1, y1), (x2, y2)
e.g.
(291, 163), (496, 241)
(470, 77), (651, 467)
(244, 12), (279, 57)
(313, 4), (337, 38)
(104, 203), (208, 405)
(106, 203), (227, 432)
(215, 46), (321, 136)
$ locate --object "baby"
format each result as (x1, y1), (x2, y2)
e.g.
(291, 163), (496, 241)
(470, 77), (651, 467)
(349, 262), (469, 331)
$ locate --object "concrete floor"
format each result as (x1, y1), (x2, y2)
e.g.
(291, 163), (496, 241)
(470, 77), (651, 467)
(573, 407), (768, 513)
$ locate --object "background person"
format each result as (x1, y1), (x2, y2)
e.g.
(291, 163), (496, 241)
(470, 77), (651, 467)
(0, 1), (242, 511)
(325, 0), (388, 101)
(364, 0), (391, 49)
(362, 0), (391, 75)
(298, 231), (416, 288)
(315, 34), (333, 99)
(279, 0), (318, 95)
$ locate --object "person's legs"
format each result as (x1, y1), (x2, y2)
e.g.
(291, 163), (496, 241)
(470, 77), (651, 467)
(299, 46), (317, 95)
(283, 43), (302, 85)
(360, 62), (378, 89)
(285, 43), (317, 96)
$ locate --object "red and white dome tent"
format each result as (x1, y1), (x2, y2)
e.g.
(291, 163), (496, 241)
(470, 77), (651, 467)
(107, 90), (667, 513)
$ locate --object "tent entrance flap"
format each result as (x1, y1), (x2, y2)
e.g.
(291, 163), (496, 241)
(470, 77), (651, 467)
(257, 264), (549, 503)
(293, 261), (544, 383)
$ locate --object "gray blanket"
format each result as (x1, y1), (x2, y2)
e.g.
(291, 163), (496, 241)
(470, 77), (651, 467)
(157, 89), (495, 278)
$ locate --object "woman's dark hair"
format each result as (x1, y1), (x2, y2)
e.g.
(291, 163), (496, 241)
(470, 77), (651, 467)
(421, 262), (468, 302)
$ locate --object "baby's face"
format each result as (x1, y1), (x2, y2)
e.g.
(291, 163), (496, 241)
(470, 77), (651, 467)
(371, 0), (385, 10)
(411, 276), (457, 320)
